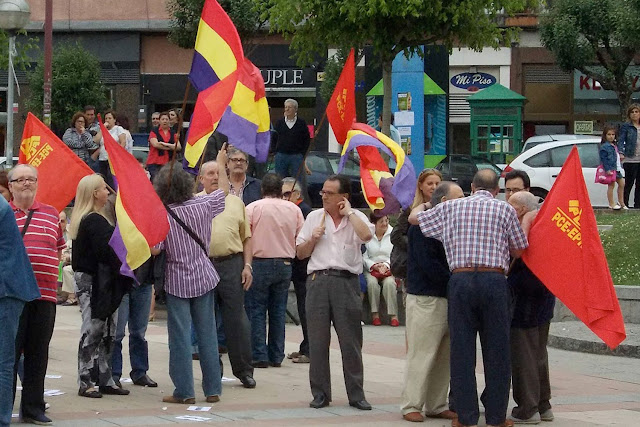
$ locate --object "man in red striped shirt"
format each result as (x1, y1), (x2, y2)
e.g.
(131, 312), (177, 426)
(9, 164), (65, 426)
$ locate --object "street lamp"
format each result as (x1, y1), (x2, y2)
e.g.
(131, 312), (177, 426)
(0, 0), (30, 168)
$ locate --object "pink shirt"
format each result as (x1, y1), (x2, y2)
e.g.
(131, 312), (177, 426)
(296, 209), (374, 275)
(246, 198), (304, 259)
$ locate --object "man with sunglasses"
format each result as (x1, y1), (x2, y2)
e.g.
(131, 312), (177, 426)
(8, 165), (65, 426)
(297, 175), (374, 411)
(282, 177), (312, 364)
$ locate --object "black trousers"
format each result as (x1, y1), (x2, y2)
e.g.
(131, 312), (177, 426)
(214, 254), (253, 379)
(13, 300), (56, 418)
(623, 162), (640, 207)
(292, 260), (309, 356)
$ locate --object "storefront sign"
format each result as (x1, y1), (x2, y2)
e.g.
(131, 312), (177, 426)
(574, 121), (594, 134)
(261, 69), (304, 86)
(450, 72), (496, 92)
(574, 67), (640, 100)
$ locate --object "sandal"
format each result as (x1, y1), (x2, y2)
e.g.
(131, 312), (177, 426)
(78, 387), (103, 398)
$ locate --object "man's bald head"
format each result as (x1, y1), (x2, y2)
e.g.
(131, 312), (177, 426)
(471, 169), (499, 195)
(509, 191), (538, 213)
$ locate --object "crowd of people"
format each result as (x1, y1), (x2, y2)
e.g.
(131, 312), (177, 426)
(1, 97), (561, 427)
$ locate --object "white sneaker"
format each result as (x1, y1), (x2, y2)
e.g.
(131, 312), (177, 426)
(622, 205), (630, 210)
(508, 412), (541, 424)
(612, 204), (622, 210)
(540, 409), (554, 422)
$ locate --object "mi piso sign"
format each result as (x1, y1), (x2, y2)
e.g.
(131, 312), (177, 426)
(450, 72), (496, 92)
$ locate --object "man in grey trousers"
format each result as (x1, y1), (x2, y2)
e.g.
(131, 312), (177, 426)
(296, 175), (374, 411)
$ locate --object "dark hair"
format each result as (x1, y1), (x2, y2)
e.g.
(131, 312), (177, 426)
(431, 181), (456, 206)
(261, 173), (283, 198)
(504, 169), (531, 189)
(472, 169), (499, 191)
(116, 114), (130, 130)
(159, 111), (170, 119)
(104, 109), (117, 120)
(601, 124), (617, 144)
(153, 164), (195, 205)
(326, 174), (351, 196)
(70, 111), (87, 127)
(83, 105), (96, 113)
(368, 212), (387, 224)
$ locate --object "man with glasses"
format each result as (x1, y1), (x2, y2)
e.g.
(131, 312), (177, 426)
(8, 165), (65, 426)
(504, 171), (555, 425)
(227, 148), (261, 205)
(282, 177), (312, 364)
(296, 175), (374, 411)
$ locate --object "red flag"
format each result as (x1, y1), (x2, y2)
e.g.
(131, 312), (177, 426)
(18, 112), (94, 212)
(522, 146), (626, 349)
(326, 49), (356, 144)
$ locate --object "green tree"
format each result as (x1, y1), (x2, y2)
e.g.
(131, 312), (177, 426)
(0, 30), (39, 70)
(541, 0), (640, 119)
(26, 44), (107, 132)
(167, 0), (267, 54)
(267, 0), (537, 136)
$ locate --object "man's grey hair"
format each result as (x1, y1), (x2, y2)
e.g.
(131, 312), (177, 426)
(227, 147), (248, 160)
(199, 160), (217, 176)
(284, 98), (298, 110)
(282, 177), (302, 192)
(510, 191), (539, 212)
(8, 164), (38, 181)
(431, 181), (457, 207)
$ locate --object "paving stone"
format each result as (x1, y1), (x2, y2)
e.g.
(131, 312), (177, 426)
(101, 416), (177, 426)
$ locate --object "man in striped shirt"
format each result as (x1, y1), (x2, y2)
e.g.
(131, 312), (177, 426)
(9, 164), (65, 426)
(409, 169), (528, 427)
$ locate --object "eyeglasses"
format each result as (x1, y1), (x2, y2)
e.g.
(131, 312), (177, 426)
(10, 177), (38, 185)
(505, 187), (525, 194)
(228, 158), (247, 164)
(319, 190), (341, 197)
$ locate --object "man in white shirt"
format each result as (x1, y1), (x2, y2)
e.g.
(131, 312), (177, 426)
(296, 175), (374, 411)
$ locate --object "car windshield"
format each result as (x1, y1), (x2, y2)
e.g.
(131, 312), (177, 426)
(328, 157), (360, 177)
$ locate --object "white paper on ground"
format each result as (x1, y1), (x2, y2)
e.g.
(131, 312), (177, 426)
(120, 377), (133, 383)
(43, 389), (65, 396)
(175, 415), (211, 422)
(45, 374), (62, 379)
(11, 414), (18, 418)
(221, 376), (236, 382)
(187, 406), (211, 412)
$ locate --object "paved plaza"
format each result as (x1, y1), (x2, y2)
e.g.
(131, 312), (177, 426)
(12, 305), (640, 426)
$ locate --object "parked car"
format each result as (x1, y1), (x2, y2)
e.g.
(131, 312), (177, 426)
(305, 151), (366, 208)
(522, 134), (598, 153)
(435, 154), (503, 195)
(131, 146), (149, 164)
(502, 137), (608, 206)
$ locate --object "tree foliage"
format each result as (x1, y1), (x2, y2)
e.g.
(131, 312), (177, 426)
(319, 48), (356, 103)
(0, 30), (39, 70)
(26, 44), (107, 132)
(266, 0), (536, 135)
(167, 0), (267, 53)
(541, 0), (640, 118)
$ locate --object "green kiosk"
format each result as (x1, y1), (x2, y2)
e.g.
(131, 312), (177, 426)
(467, 83), (526, 165)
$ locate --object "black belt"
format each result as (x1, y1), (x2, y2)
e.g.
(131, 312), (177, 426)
(312, 269), (356, 278)
(253, 257), (293, 262)
(211, 253), (242, 263)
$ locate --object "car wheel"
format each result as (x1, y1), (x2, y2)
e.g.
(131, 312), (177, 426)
(531, 188), (548, 203)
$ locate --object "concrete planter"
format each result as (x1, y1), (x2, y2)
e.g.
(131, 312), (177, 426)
(552, 285), (640, 324)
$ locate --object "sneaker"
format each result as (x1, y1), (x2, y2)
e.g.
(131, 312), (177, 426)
(611, 204), (622, 210)
(21, 413), (52, 426)
(539, 409), (554, 422)
(623, 205), (630, 210)
(508, 412), (541, 424)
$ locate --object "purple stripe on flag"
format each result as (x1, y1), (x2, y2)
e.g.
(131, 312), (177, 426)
(216, 106), (270, 162)
(189, 52), (221, 92)
(340, 133), (417, 210)
(109, 224), (138, 284)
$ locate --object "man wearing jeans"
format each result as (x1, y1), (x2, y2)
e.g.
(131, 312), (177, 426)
(111, 261), (157, 388)
(409, 169), (528, 427)
(245, 174), (304, 368)
(0, 196), (40, 427)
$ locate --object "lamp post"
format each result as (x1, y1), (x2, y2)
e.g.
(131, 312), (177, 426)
(0, 0), (30, 168)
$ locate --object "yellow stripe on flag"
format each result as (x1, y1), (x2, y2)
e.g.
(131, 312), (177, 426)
(184, 128), (216, 168)
(115, 193), (151, 270)
(195, 19), (237, 81)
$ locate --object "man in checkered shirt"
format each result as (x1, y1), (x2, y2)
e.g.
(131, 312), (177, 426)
(409, 169), (528, 427)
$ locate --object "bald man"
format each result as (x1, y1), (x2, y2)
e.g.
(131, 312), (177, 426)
(507, 190), (555, 425)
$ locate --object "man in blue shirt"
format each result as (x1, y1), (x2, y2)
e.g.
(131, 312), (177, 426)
(0, 196), (40, 427)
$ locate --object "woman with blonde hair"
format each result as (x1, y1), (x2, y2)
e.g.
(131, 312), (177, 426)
(70, 174), (130, 398)
(390, 168), (442, 286)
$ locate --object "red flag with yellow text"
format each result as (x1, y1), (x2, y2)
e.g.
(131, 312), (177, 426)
(522, 146), (626, 349)
(326, 49), (356, 144)
(18, 112), (94, 212)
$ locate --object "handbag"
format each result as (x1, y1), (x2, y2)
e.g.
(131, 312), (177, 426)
(370, 266), (392, 279)
(595, 165), (616, 184)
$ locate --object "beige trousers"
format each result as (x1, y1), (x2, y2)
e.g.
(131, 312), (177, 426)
(401, 294), (451, 416)
(61, 265), (76, 294)
(364, 271), (398, 316)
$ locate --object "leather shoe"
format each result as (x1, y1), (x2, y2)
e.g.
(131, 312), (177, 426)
(162, 395), (195, 404)
(309, 394), (330, 409)
(427, 409), (457, 420)
(240, 375), (256, 388)
(21, 413), (52, 425)
(99, 385), (130, 395)
(133, 374), (158, 387)
(403, 411), (424, 422)
(349, 399), (372, 410)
